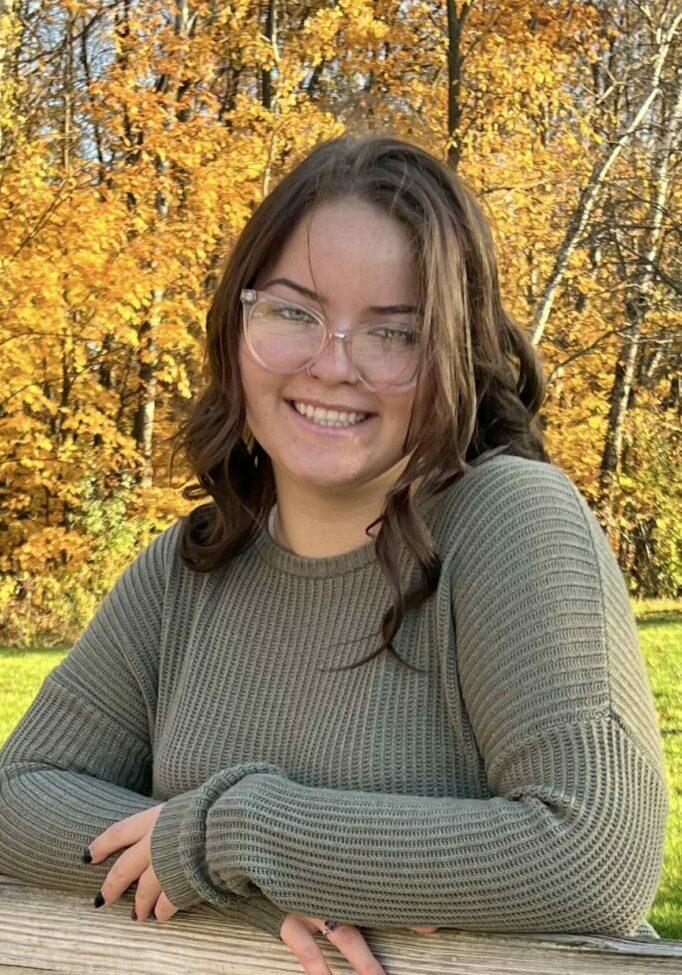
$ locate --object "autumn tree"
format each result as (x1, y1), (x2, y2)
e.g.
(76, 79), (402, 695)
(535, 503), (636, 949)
(1, 0), (679, 643)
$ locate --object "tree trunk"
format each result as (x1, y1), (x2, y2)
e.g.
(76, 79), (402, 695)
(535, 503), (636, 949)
(529, 9), (680, 348)
(597, 70), (682, 525)
(445, 0), (473, 170)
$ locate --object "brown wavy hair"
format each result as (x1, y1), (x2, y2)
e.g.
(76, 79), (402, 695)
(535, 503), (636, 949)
(169, 132), (550, 673)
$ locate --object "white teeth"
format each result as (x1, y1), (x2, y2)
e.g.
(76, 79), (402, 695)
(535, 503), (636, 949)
(292, 401), (368, 427)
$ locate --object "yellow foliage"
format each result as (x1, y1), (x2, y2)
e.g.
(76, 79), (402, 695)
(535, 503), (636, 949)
(0, 0), (679, 642)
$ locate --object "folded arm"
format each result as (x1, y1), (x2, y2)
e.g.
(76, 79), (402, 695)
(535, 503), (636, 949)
(149, 461), (669, 938)
(0, 521), (287, 940)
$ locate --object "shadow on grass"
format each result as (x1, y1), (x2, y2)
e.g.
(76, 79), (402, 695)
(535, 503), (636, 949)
(636, 612), (682, 628)
(0, 646), (70, 659)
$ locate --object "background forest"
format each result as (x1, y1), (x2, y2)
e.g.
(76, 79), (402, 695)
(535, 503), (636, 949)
(0, 0), (680, 642)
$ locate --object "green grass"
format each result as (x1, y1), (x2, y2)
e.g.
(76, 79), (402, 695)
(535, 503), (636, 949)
(631, 603), (681, 940)
(0, 645), (69, 743)
(0, 604), (680, 939)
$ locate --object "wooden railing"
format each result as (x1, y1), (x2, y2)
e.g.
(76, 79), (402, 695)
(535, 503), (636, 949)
(2, 874), (681, 974)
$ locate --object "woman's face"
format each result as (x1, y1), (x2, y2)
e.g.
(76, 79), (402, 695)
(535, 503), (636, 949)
(238, 197), (421, 496)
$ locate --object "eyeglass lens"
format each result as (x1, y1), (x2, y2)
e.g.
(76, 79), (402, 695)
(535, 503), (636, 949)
(246, 297), (421, 387)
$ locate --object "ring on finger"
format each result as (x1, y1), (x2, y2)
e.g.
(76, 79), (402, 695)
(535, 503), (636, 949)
(321, 919), (340, 937)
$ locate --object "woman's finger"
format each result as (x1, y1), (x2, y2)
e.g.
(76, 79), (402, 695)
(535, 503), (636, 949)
(280, 914), (334, 975)
(410, 926), (439, 933)
(132, 864), (163, 922)
(88, 807), (157, 863)
(311, 919), (387, 975)
(99, 840), (147, 907)
(153, 890), (178, 922)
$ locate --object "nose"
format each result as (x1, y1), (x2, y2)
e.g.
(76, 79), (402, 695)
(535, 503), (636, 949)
(307, 331), (359, 385)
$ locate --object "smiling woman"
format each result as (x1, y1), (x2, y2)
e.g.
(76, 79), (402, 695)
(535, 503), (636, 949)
(0, 133), (668, 975)
(237, 197), (425, 558)
(173, 132), (551, 621)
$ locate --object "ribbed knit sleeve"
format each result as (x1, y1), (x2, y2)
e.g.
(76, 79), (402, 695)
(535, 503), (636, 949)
(0, 520), (288, 941)
(0, 526), (174, 893)
(147, 462), (669, 938)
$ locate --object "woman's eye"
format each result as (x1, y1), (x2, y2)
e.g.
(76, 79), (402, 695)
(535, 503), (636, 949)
(275, 304), (315, 323)
(371, 326), (418, 346)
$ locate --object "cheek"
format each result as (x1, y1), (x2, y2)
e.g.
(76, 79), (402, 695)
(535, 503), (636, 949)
(381, 391), (416, 432)
(374, 394), (416, 458)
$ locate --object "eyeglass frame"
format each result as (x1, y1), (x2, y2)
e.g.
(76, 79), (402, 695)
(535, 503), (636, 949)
(239, 288), (429, 393)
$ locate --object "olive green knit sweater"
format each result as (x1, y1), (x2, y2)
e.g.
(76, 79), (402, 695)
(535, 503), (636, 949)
(0, 454), (669, 942)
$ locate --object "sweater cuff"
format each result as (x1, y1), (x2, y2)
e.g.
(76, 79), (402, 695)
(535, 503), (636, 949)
(150, 788), (204, 910)
(150, 761), (287, 911)
(215, 892), (288, 941)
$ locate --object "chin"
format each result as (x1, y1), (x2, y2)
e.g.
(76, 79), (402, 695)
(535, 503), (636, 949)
(293, 470), (366, 490)
(278, 457), (373, 490)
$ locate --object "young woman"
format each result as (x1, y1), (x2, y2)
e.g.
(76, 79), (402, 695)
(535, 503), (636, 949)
(0, 134), (669, 975)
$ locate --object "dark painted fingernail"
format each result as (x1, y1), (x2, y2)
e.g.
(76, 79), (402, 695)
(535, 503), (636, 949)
(94, 892), (105, 908)
(81, 848), (92, 863)
(131, 908), (137, 921)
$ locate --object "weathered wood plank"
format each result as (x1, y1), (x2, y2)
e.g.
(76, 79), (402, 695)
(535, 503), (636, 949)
(2, 969), (72, 975)
(1, 875), (680, 975)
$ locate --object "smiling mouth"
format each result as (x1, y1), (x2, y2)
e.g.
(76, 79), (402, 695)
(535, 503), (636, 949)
(285, 400), (376, 427)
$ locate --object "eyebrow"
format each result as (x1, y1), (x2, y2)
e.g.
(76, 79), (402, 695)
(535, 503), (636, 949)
(263, 277), (419, 315)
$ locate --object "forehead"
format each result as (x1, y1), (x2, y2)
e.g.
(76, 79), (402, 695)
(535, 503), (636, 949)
(262, 199), (419, 303)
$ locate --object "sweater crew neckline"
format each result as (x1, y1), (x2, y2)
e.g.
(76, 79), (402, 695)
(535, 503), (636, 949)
(251, 490), (446, 578)
(252, 521), (381, 577)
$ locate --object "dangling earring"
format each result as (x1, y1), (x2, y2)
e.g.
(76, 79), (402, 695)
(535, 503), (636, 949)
(241, 420), (256, 454)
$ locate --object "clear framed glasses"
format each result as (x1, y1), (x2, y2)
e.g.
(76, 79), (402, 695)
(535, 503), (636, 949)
(240, 288), (425, 392)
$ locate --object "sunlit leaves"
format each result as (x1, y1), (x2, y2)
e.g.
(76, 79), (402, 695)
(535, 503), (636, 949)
(0, 0), (678, 641)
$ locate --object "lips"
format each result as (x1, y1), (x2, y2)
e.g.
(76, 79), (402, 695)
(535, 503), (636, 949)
(286, 399), (376, 417)
(285, 399), (376, 432)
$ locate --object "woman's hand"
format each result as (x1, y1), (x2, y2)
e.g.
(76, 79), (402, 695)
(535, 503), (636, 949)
(86, 805), (178, 922)
(280, 913), (439, 975)
(87, 807), (441, 969)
